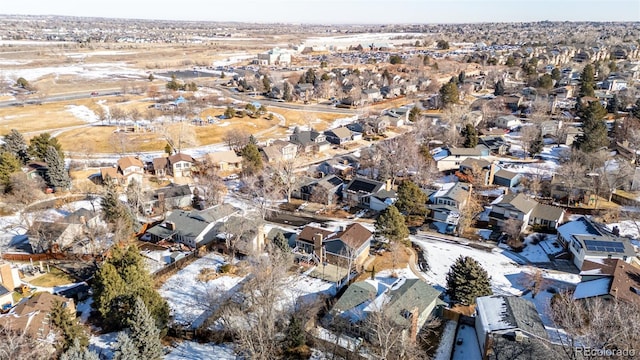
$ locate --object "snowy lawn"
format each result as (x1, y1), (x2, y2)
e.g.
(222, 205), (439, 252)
(89, 332), (118, 359)
(500, 233), (559, 263)
(166, 341), (236, 360)
(159, 252), (244, 328)
(434, 320), (457, 360)
(413, 239), (523, 295)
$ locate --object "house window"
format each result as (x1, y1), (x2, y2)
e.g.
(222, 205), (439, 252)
(175, 163), (182, 168)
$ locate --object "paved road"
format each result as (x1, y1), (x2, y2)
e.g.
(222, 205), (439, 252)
(0, 89), (122, 108)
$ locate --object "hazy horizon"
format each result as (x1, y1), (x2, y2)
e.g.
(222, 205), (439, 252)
(2, 0), (639, 24)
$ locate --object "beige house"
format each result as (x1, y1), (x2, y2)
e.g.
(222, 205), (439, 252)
(205, 150), (243, 171)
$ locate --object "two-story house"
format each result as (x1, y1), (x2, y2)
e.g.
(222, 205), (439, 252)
(295, 223), (372, 269)
(427, 182), (471, 234)
(557, 216), (636, 270)
(168, 153), (195, 178)
(99, 156), (144, 186)
(489, 193), (565, 233)
(324, 127), (353, 145)
(261, 140), (298, 163)
(434, 145), (491, 172)
(343, 177), (396, 211)
(289, 130), (330, 154)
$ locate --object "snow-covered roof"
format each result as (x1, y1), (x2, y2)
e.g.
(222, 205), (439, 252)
(475, 295), (512, 332)
(573, 278), (612, 300)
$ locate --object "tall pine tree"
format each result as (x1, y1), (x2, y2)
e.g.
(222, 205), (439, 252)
(2, 129), (29, 164)
(112, 332), (140, 360)
(128, 297), (163, 360)
(395, 180), (428, 216)
(241, 142), (263, 176)
(59, 339), (99, 360)
(28, 132), (62, 161)
(462, 123), (478, 148)
(577, 101), (609, 153)
(579, 64), (595, 97)
(44, 145), (71, 191)
(446, 255), (492, 305)
(529, 130), (544, 157)
(0, 151), (21, 188)
(375, 205), (409, 243)
(50, 300), (88, 352)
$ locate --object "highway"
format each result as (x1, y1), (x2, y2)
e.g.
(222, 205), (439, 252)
(0, 89), (122, 108)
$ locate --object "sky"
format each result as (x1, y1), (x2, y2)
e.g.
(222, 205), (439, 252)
(2, 0), (639, 24)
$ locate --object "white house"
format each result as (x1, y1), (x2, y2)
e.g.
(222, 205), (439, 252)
(494, 115), (522, 130)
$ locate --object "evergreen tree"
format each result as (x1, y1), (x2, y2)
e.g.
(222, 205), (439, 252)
(408, 106), (421, 122)
(285, 315), (306, 351)
(92, 246), (169, 332)
(44, 145), (71, 191)
(395, 180), (428, 216)
(446, 256), (492, 306)
(28, 132), (62, 161)
(51, 300), (88, 352)
(2, 129), (29, 164)
(606, 95), (619, 113)
(462, 123), (478, 148)
(283, 81), (293, 102)
(577, 101), (609, 153)
(505, 56), (515, 67)
(529, 130), (544, 157)
(375, 205), (409, 243)
(439, 82), (459, 108)
(60, 339), (99, 360)
(0, 151), (21, 189)
(632, 99), (640, 120)
(128, 297), (164, 360)
(494, 79), (505, 96)
(273, 232), (289, 252)
(551, 67), (562, 81)
(112, 331), (140, 360)
(241, 142), (263, 176)
(536, 74), (553, 90)
(579, 64), (595, 97)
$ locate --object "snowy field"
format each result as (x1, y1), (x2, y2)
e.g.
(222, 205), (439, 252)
(166, 341), (236, 360)
(159, 252), (244, 328)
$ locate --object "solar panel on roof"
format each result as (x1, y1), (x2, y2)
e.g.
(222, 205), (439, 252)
(583, 240), (625, 253)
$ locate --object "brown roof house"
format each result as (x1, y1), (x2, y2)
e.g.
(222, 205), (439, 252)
(0, 292), (75, 354)
(152, 153), (195, 178)
(98, 156), (144, 186)
(573, 260), (640, 305)
(295, 223), (372, 270)
(261, 140), (298, 163)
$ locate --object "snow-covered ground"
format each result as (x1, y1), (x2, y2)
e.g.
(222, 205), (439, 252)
(434, 320), (457, 360)
(159, 252), (244, 328)
(89, 332), (118, 360)
(1, 62), (146, 83)
(413, 238), (523, 295)
(166, 341), (236, 360)
(66, 105), (100, 123)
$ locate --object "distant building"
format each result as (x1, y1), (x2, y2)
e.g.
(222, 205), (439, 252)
(255, 47), (292, 66)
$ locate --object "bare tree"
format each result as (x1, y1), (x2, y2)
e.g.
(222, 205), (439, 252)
(270, 158), (300, 203)
(194, 161), (227, 208)
(109, 131), (130, 155)
(457, 193), (482, 237)
(161, 121), (197, 154)
(0, 325), (52, 360)
(217, 248), (294, 360)
(502, 218), (524, 243)
(243, 174), (282, 220)
(519, 124), (540, 159)
(555, 152), (588, 206)
(223, 129), (250, 153)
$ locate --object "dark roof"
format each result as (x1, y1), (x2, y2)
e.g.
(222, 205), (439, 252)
(345, 177), (384, 194)
(336, 223), (373, 250)
(297, 226), (334, 243)
(384, 279), (442, 327)
(333, 281), (377, 312)
(494, 169), (520, 181)
(0, 284), (9, 296)
(495, 193), (537, 214)
(64, 208), (97, 224)
(531, 204), (564, 222)
(154, 184), (192, 199)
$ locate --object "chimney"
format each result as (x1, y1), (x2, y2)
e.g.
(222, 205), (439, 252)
(166, 221), (175, 231)
(385, 179), (392, 192)
(313, 233), (324, 264)
(409, 307), (419, 344)
(79, 216), (86, 225)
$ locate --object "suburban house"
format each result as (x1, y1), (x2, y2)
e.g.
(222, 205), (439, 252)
(557, 216), (636, 270)
(204, 150), (243, 172)
(479, 135), (510, 155)
(573, 259), (640, 305)
(144, 204), (238, 248)
(261, 140), (298, 163)
(362, 88), (381, 103)
(98, 156), (144, 186)
(387, 107), (410, 124)
(494, 115), (522, 130)
(168, 153), (195, 178)
(475, 295), (558, 360)
(327, 278), (442, 342)
(343, 177), (396, 211)
(489, 193), (564, 233)
(457, 158), (491, 185)
(293, 175), (343, 205)
(324, 127), (353, 145)
(314, 157), (357, 179)
(560, 126), (583, 146)
(213, 215), (265, 255)
(289, 130), (330, 154)
(27, 208), (101, 253)
(145, 184), (192, 215)
(25, 161), (48, 182)
(433, 145), (491, 172)
(0, 292), (75, 354)
(492, 169), (522, 188)
(427, 182), (471, 234)
(295, 223), (372, 269)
